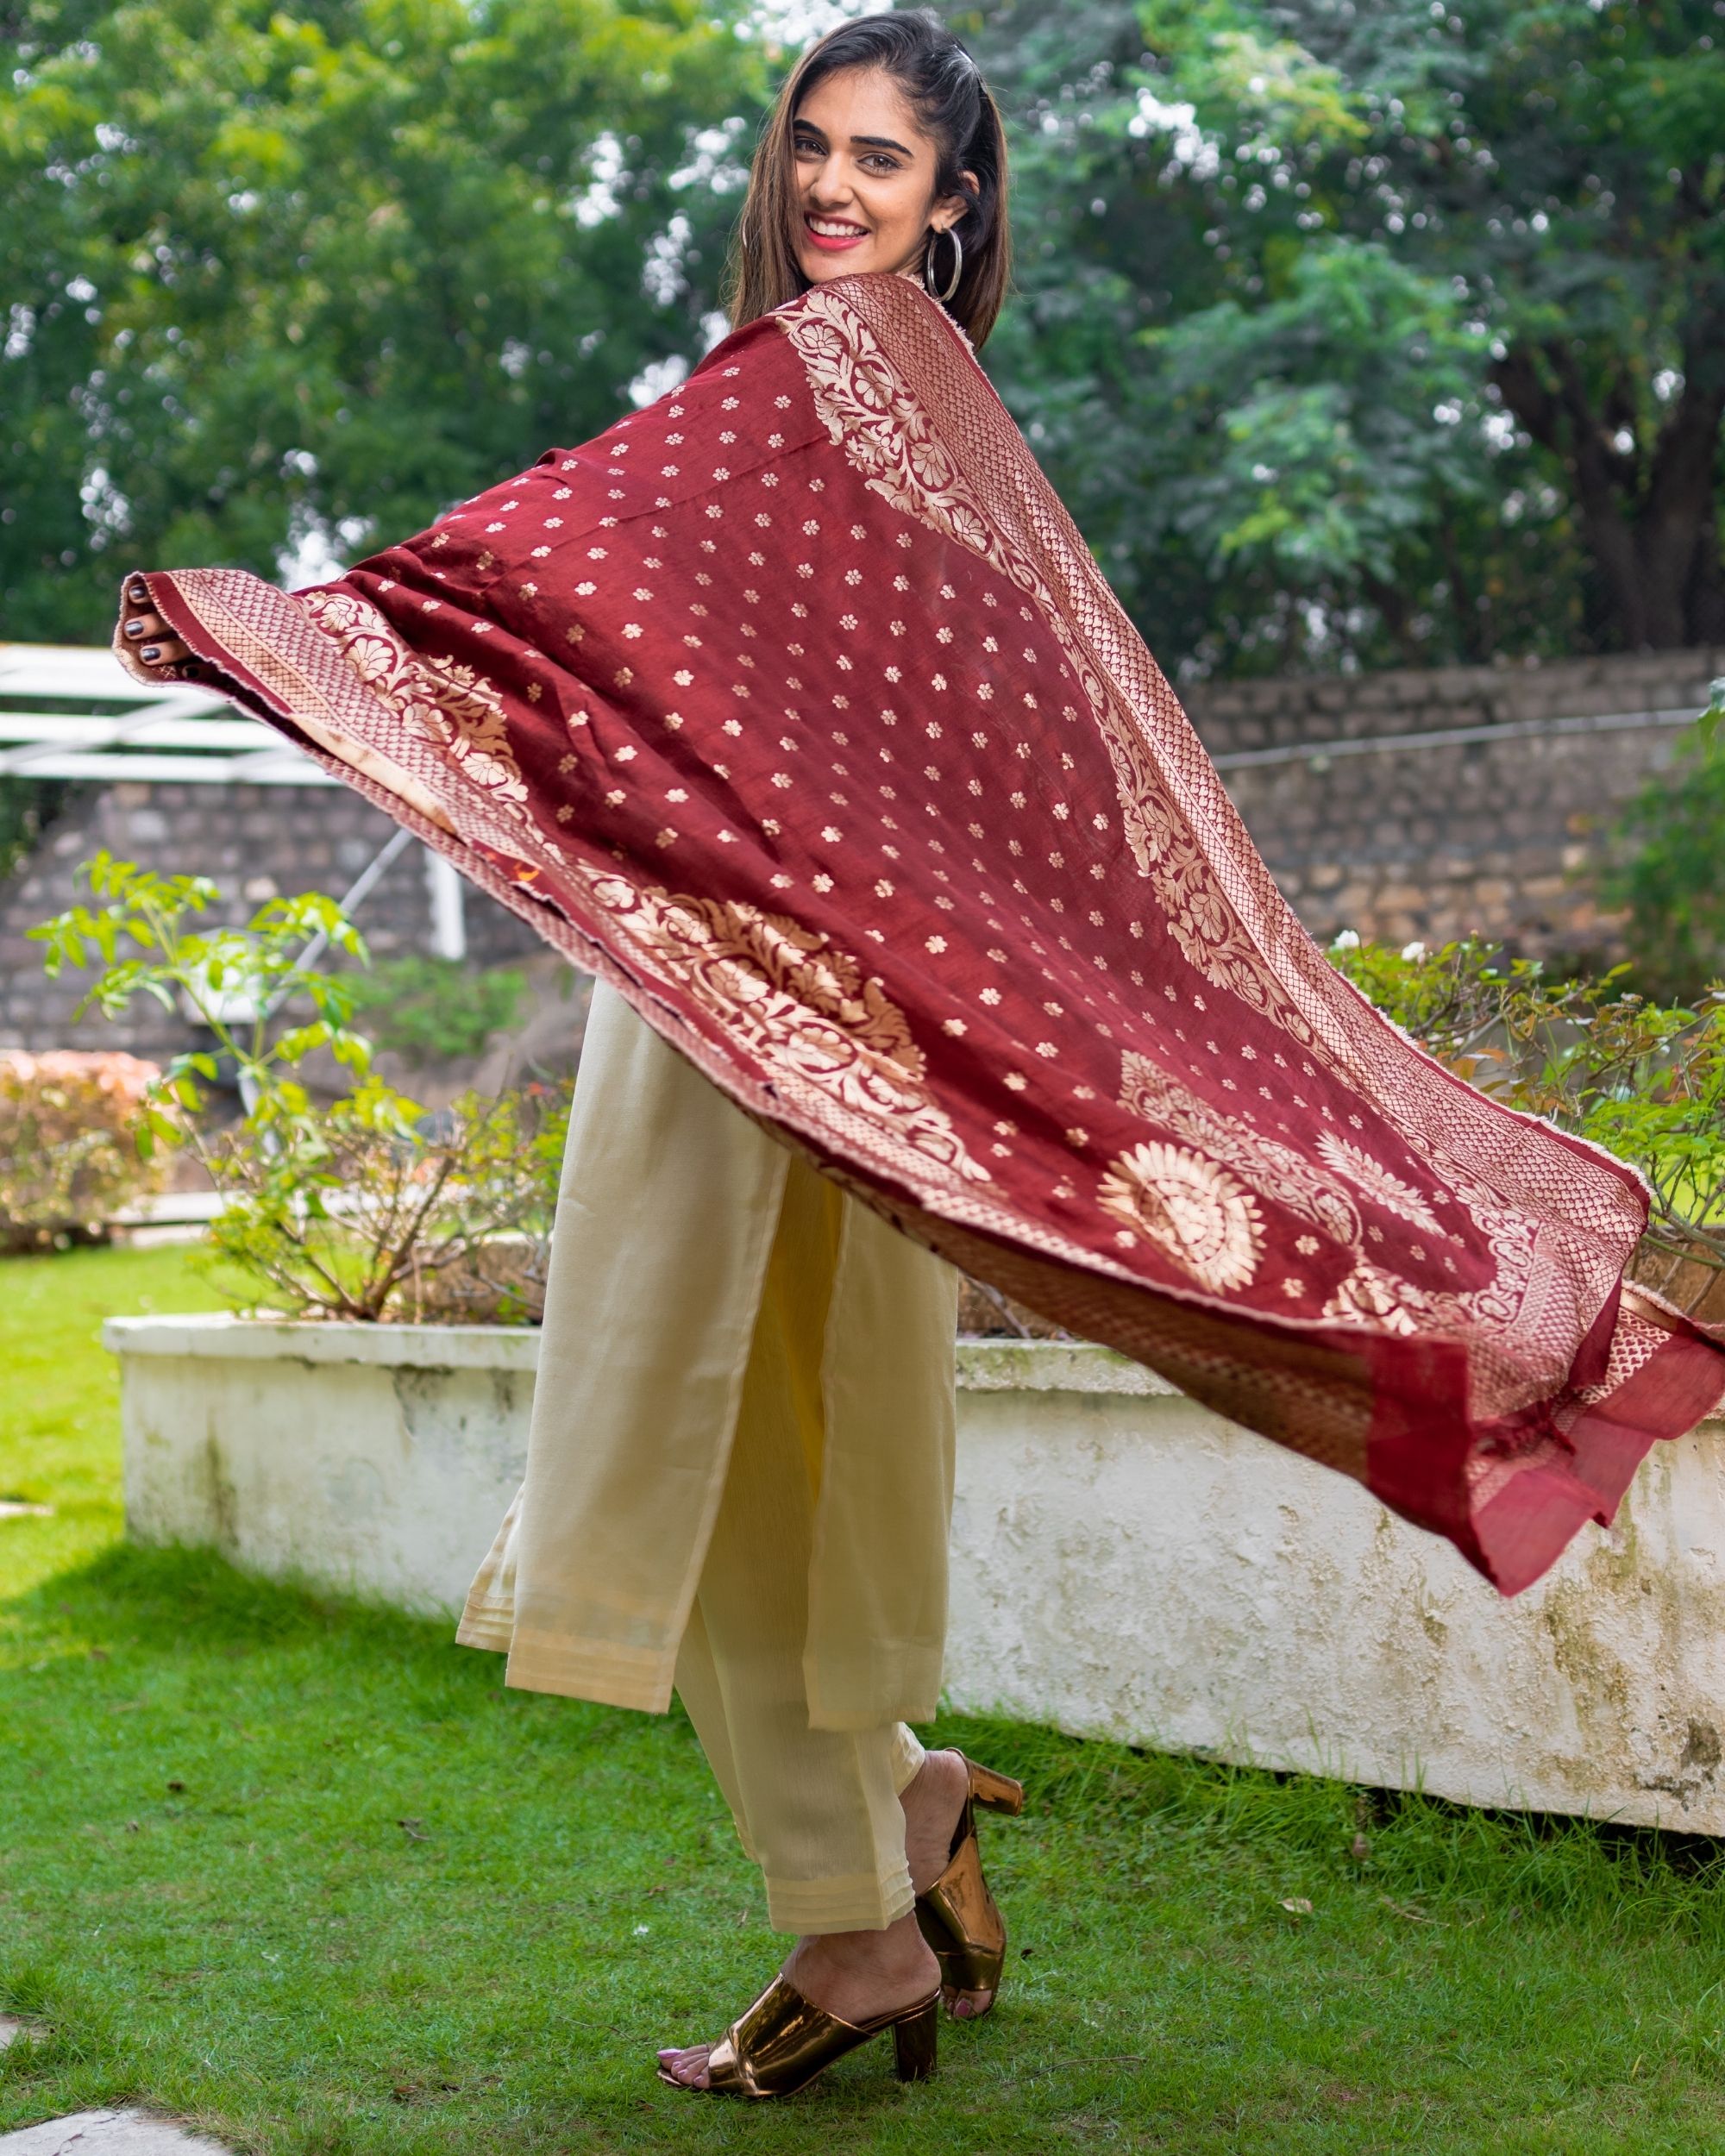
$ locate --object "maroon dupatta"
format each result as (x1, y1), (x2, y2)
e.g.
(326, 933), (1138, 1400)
(116, 272), (1725, 1594)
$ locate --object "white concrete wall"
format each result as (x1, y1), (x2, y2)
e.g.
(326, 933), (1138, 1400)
(111, 1319), (536, 1620)
(108, 1315), (1725, 1832)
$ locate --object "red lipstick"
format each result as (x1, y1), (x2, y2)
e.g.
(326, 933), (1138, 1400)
(802, 213), (869, 254)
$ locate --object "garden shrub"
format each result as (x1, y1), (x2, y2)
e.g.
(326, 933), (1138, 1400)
(32, 853), (567, 1320)
(0, 1048), (167, 1250)
(340, 954), (527, 1066)
(1330, 932), (1725, 1324)
(197, 1075), (569, 1323)
(1607, 677), (1725, 1005)
(31, 853), (1724, 1330)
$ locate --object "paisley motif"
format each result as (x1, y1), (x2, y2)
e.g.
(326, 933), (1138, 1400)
(578, 872), (991, 1190)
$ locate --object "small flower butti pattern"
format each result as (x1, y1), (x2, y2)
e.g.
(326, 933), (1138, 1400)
(117, 273), (1724, 1595)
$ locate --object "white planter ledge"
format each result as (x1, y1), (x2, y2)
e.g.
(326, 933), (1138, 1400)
(106, 1314), (1725, 1833)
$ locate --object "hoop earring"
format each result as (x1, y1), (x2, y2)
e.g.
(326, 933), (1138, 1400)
(923, 225), (963, 304)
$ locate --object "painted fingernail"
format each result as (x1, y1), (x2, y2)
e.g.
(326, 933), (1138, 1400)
(123, 618), (145, 637)
(127, 580), (148, 604)
(139, 645), (161, 662)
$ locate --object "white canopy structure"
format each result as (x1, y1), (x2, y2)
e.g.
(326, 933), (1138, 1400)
(0, 642), (467, 958)
(0, 640), (336, 787)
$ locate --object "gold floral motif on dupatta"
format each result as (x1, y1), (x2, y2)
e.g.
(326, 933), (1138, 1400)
(301, 589), (530, 820)
(1321, 1263), (1425, 1335)
(780, 279), (1641, 1413)
(1098, 1139), (1265, 1292)
(1314, 1130), (1451, 1242)
(579, 872), (992, 1189)
(1116, 1048), (1541, 1346)
(776, 285), (1308, 1041)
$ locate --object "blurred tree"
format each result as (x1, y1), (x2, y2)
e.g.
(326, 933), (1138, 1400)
(1609, 678), (1725, 1000)
(968, 0), (1725, 674)
(1, 0), (768, 641)
(0, 778), (77, 885)
(8, 0), (1721, 677)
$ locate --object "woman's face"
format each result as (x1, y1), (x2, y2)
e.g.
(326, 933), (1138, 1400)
(790, 66), (973, 285)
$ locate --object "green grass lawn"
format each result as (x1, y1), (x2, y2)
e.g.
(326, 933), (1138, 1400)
(4, 1249), (1725, 2153)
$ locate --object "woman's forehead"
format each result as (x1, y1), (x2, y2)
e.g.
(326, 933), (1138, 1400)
(794, 67), (931, 151)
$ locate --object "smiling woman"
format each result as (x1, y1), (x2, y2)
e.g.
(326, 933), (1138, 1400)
(108, 0), (1725, 2121)
(794, 78), (969, 279)
(724, 9), (1011, 348)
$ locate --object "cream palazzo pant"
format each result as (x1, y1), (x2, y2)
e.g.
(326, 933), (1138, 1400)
(456, 978), (962, 1932)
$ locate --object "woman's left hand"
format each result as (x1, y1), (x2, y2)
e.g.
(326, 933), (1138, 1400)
(120, 578), (190, 669)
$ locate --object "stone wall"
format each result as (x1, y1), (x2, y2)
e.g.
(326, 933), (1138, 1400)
(0, 778), (542, 1059)
(1182, 645), (1724, 955)
(3, 644), (1719, 1056)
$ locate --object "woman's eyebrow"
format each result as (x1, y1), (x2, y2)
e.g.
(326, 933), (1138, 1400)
(792, 121), (913, 159)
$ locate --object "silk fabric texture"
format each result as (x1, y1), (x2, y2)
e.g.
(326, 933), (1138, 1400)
(119, 272), (1725, 1595)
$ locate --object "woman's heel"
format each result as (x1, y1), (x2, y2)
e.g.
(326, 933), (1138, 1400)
(668, 1977), (942, 2098)
(892, 1995), (939, 2083)
(966, 1760), (1024, 1815)
(914, 1753), (1024, 2019)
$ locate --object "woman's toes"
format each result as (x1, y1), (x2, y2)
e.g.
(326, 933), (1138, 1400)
(656, 2044), (712, 2089)
(950, 1988), (993, 2021)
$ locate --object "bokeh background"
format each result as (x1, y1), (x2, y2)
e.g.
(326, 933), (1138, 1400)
(6, 0), (1722, 677)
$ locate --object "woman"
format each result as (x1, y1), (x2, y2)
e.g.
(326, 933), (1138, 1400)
(116, 7), (1724, 2105)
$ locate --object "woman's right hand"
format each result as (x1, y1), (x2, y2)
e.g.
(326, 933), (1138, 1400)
(120, 577), (190, 669)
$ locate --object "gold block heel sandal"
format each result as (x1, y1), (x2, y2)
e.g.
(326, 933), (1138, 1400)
(657, 1974), (940, 2099)
(915, 1755), (1025, 2018)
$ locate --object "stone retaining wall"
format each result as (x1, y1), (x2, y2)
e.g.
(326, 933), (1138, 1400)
(3, 645), (1719, 1055)
(1182, 646), (1723, 955)
(0, 779), (542, 1060)
(108, 1316), (1725, 1833)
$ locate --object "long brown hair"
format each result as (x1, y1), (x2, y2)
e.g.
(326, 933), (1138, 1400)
(723, 10), (1012, 350)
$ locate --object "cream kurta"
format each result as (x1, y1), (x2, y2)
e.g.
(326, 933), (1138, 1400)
(456, 976), (962, 1734)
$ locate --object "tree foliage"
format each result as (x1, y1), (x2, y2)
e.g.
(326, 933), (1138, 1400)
(969, 0), (1725, 672)
(4, 0), (1721, 675)
(1, 0), (768, 641)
